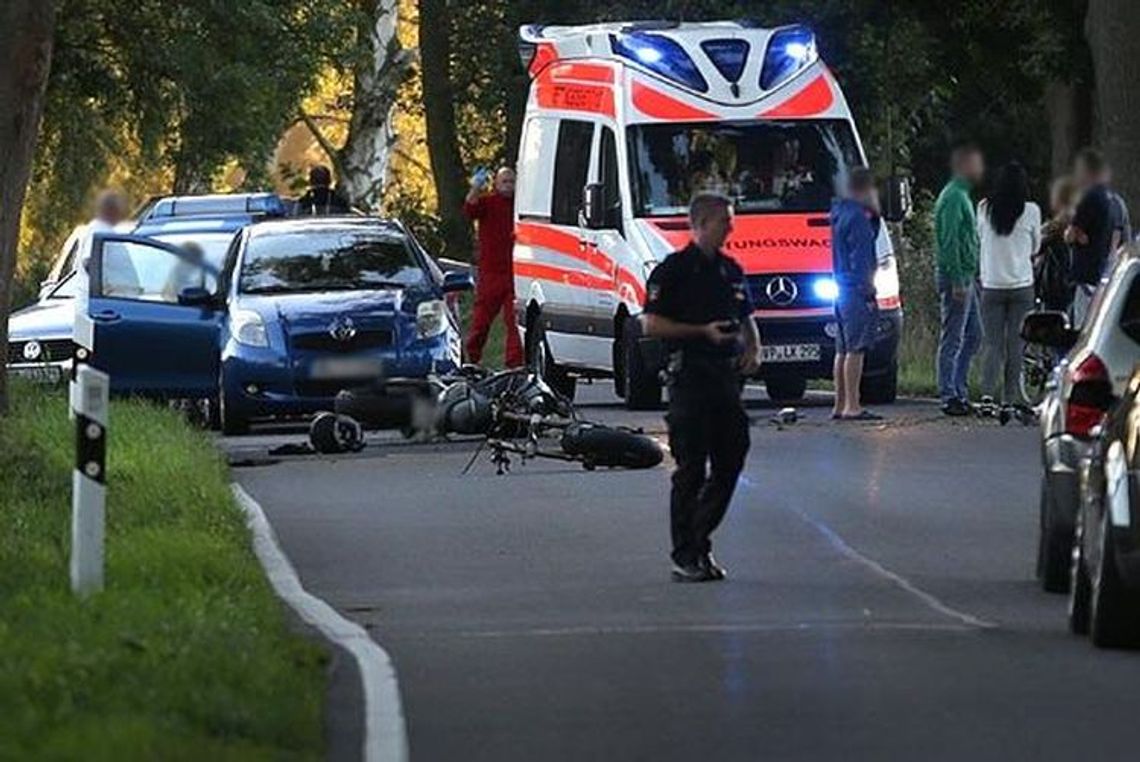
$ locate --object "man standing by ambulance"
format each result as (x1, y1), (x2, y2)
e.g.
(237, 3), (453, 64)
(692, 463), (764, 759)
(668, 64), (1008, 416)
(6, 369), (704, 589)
(642, 193), (762, 583)
(464, 167), (524, 368)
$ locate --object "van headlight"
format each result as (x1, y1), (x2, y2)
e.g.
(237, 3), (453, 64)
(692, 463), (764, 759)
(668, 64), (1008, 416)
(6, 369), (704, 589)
(874, 258), (900, 303)
(232, 309), (269, 348)
(416, 300), (447, 339)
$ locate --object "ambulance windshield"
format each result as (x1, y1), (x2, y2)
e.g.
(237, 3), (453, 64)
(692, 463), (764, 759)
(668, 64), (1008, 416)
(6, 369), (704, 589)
(628, 119), (862, 217)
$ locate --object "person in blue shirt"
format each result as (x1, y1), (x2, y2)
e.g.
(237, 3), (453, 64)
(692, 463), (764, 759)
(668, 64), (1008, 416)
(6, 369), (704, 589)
(830, 168), (882, 421)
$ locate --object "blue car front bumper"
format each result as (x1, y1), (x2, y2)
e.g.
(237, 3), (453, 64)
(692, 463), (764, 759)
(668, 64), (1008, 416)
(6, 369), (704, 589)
(222, 337), (458, 421)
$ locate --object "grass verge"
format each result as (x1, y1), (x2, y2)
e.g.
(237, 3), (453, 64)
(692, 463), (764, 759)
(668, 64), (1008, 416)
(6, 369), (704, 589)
(0, 384), (326, 760)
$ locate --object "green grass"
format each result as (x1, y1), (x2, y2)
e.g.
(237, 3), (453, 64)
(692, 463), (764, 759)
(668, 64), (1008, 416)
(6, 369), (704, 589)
(0, 385), (326, 760)
(898, 329), (939, 398)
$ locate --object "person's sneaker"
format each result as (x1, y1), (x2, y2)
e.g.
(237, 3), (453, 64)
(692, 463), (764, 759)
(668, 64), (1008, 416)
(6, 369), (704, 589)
(671, 561), (715, 583)
(941, 398), (970, 417)
(701, 553), (727, 581)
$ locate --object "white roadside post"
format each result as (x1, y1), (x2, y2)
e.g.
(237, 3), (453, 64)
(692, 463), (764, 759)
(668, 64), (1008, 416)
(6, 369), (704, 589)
(70, 234), (107, 596)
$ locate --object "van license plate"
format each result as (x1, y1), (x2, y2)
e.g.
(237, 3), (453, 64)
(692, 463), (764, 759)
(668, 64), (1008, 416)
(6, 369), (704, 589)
(762, 344), (821, 363)
(8, 365), (63, 384)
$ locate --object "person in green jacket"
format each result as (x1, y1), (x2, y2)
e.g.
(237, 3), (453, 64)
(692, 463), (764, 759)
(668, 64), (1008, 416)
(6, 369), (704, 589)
(934, 143), (985, 416)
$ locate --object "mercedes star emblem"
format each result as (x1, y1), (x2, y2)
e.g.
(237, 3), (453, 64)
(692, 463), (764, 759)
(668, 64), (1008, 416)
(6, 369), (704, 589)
(765, 276), (799, 306)
(328, 316), (357, 343)
(22, 340), (43, 361)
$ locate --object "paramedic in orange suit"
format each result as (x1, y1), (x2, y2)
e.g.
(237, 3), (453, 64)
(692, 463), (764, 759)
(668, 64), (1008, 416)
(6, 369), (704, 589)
(463, 167), (525, 368)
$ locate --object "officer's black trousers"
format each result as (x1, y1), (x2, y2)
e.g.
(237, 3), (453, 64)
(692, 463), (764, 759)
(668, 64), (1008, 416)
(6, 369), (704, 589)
(665, 374), (750, 565)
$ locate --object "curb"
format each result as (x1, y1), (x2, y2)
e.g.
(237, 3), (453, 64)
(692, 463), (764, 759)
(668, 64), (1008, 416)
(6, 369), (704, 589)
(233, 484), (409, 762)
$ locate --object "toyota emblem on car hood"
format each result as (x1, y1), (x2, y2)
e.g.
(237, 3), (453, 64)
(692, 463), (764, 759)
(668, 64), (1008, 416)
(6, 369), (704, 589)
(765, 276), (798, 306)
(328, 316), (357, 342)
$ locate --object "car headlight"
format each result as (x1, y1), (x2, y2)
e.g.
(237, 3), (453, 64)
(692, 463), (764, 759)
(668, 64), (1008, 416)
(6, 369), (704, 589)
(812, 276), (839, 302)
(874, 258), (900, 302)
(416, 300), (447, 339)
(232, 309), (269, 348)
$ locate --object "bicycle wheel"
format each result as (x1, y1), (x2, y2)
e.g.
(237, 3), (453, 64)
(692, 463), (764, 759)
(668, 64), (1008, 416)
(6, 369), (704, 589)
(560, 422), (664, 469)
(1019, 348), (1050, 407)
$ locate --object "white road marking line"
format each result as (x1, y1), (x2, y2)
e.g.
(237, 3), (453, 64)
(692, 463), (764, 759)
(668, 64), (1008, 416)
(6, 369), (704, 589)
(233, 485), (408, 762)
(786, 505), (998, 630)
(436, 621), (976, 639)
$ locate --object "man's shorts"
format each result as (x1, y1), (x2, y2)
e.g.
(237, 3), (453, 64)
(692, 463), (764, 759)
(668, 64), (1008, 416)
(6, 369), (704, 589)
(835, 293), (879, 354)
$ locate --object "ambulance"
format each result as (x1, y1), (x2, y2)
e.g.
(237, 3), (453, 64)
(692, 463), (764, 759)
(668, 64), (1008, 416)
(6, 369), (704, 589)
(513, 20), (904, 408)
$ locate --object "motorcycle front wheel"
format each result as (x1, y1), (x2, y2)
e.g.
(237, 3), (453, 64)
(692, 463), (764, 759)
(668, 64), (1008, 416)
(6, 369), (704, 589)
(559, 422), (664, 469)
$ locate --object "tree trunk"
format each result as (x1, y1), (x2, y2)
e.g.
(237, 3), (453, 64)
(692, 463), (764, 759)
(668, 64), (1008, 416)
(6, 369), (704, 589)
(418, 0), (472, 259)
(1086, 0), (1140, 217)
(0, 0), (56, 416)
(339, 0), (415, 210)
(1045, 81), (1094, 178)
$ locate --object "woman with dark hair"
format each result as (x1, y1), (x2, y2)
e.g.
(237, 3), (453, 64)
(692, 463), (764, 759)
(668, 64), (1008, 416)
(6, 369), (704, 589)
(977, 162), (1041, 403)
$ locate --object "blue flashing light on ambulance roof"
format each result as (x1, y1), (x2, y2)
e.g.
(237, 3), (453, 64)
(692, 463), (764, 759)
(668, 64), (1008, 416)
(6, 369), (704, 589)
(760, 26), (818, 90)
(700, 39), (750, 83)
(610, 33), (709, 92)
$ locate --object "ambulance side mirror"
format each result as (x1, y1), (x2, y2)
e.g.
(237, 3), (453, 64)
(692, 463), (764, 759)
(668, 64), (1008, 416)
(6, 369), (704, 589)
(882, 175), (912, 224)
(581, 183), (605, 230)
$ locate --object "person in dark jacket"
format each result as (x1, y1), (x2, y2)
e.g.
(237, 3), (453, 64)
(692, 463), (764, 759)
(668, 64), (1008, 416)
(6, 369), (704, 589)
(1034, 176), (1077, 312)
(297, 165), (350, 215)
(830, 168), (882, 421)
(1066, 148), (1115, 326)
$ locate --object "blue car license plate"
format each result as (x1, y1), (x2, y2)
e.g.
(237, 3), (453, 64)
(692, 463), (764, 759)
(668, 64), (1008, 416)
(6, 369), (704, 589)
(309, 357), (383, 380)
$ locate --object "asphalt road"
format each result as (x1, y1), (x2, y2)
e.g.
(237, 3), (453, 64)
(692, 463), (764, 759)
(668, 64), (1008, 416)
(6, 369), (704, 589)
(225, 385), (1140, 761)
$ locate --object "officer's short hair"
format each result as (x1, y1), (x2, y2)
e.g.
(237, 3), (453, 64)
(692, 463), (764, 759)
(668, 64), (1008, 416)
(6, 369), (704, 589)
(689, 192), (732, 226)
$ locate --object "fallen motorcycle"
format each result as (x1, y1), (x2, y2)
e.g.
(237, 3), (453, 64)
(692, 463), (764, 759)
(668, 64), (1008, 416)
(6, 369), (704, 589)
(309, 366), (664, 473)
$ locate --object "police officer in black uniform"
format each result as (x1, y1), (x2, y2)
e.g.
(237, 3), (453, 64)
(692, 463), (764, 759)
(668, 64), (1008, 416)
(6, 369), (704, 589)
(642, 193), (762, 583)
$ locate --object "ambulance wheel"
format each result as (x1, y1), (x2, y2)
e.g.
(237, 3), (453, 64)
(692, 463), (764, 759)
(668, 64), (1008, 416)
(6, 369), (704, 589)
(766, 377), (806, 404)
(622, 316), (662, 410)
(527, 315), (576, 401)
(861, 362), (898, 404)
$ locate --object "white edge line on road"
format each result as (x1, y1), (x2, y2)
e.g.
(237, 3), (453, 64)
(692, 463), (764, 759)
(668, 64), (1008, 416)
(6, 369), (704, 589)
(788, 505), (999, 630)
(232, 484), (408, 762)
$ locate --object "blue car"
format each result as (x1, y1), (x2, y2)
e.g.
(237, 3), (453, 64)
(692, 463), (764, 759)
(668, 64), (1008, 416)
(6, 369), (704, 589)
(82, 217), (472, 434)
(7, 192), (285, 386)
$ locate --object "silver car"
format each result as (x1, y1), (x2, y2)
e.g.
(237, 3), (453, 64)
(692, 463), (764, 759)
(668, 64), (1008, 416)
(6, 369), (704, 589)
(1031, 245), (1140, 592)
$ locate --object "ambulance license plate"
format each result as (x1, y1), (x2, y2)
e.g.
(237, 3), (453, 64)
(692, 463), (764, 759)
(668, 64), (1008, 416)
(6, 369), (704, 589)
(762, 344), (821, 363)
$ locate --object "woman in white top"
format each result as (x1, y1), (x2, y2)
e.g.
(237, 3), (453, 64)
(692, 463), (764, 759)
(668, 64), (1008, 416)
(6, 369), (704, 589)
(977, 162), (1041, 403)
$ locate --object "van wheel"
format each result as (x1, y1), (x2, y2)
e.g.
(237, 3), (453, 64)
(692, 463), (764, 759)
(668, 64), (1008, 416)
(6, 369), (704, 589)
(1069, 509), (1092, 635)
(622, 315), (662, 410)
(527, 314), (576, 401)
(766, 377), (807, 404)
(861, 362), (898, 404)
(1090, 510), (1140, 648)
(1038, 476), (1071, 593)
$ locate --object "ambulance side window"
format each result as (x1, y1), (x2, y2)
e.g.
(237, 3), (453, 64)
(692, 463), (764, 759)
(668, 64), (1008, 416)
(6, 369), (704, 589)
(599, 127), (623, 234)
(551, 120), (594, 226)
(516, 118), (557, 219)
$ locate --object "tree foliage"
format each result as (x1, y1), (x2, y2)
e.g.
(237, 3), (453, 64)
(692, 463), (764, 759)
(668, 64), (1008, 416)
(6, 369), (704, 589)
(22, 0), (354, 261)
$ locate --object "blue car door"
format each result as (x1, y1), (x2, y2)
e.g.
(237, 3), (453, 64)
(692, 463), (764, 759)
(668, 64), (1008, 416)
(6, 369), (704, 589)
(87, 233), (224, 398)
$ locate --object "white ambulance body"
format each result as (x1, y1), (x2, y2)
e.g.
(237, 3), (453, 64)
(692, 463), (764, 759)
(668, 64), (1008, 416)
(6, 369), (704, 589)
(513, 20), (902, 408)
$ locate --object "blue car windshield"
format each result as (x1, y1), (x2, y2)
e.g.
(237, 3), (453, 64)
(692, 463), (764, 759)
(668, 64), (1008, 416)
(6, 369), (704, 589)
(240, 231), (427, 295)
